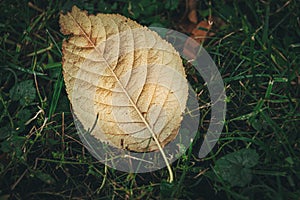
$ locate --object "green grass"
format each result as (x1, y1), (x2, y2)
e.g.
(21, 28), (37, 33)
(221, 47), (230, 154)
(1, 0), (299, 199)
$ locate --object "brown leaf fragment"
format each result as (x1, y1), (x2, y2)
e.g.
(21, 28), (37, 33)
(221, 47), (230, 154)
(191, 19), (213, 43)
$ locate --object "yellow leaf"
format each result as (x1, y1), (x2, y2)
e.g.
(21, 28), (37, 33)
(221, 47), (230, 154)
(59, 6), (188, 153)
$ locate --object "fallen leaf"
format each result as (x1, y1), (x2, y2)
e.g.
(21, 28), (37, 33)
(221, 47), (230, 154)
(59, 6), (188, 152)
(191, 19), (213, 43)
(178, 0), (214, 44)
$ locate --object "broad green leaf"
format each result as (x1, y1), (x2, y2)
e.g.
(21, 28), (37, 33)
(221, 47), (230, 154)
(9, 80), (36, 106)
(214, 148), (259, 187)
